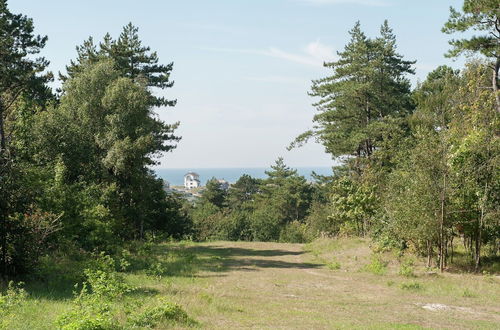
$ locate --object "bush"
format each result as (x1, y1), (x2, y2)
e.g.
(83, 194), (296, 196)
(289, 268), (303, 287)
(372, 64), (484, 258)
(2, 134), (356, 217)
(279, 221), (310, 243)
(55, 284), (120, 330)
(129, 299), (193, 327)
(4, 210), (61, 275)
(250, 204), (283, 241)
(327, 259), (341, 270)
(398, 259), (415, 277)
(400, 281), (422, 291)
(304, 202), (336, 238)
(83, 253), (131, 299)
(0, 282), (28, 329)
(363, 255), (388, 275)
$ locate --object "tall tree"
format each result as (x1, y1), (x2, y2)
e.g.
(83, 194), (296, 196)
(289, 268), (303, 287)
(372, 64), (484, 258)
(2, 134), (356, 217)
(201, 178), (228, 209)
(63, 23), (176, 108)
(292, 21), (414, 172)
(0, 0), (51, 277)
(442, 0), (500, 113)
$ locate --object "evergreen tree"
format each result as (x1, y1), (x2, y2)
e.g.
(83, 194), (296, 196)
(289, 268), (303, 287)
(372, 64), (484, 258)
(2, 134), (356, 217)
(442, 0), (500, 113)
(31, 60), (177, 243)
(0, 0), (52, 277)
(260, 158), (313, 223)
(63, 23), (176, 108)
(227, 174), (261, 208)
(292, 21), (414, 171)
(201, 178), (228, 209)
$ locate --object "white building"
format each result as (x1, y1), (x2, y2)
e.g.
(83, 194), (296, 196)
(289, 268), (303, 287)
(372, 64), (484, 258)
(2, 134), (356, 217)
(184, 172), (201, 189)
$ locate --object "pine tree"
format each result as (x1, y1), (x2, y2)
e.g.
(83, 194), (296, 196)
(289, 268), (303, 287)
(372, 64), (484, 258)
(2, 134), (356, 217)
(0, 0), (52, 277)
(292, 21), (414, 172)
(442, 0), (500, 113)
(63, 23), (176, 108)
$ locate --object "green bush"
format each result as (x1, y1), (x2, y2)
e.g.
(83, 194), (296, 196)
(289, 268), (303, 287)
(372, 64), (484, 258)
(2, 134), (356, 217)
(250, 204), (282, 241)
(398, 259), (415, 277)
(399, 281), (422, 291)
(279, 221), (310, 243)
(129, 299), (193, 327)
(55, 284), (120, 330)
(0, 282), (28, 329)
(84, 253), (131, 299)
(363, 255), (388, 275)
(327, 259), (341, 270)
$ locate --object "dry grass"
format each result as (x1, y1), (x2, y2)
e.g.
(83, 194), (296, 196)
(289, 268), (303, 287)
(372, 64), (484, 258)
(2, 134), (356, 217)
(4, 239), (500, 329)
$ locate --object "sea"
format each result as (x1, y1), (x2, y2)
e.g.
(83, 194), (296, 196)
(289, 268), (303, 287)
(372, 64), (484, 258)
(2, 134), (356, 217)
(154, 167), (333, 186)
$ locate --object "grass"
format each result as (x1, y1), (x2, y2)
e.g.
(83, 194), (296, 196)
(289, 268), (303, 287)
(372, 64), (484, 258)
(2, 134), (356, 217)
(1, 238), (499, 329)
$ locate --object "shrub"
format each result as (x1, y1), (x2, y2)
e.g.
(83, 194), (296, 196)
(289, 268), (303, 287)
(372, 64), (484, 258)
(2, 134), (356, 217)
(363, 255), (388, 275)
(326, 259), (341, 270)
(83, 253), (131, 299)
(3, 210), (61, 275)
(279, 221), (310, 243)
(55, 284), (120, 330)
(250, 204), (283, 241)
(398, 259), (415, 277)
(129, 299), (193, 327)
(400, 281), (422, 291)
(462, 288), (476, 298)
(0, 282), (28, 329)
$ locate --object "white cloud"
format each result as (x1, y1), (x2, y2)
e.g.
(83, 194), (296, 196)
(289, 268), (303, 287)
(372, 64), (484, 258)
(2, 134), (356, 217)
(297, 0), (389, 6)
(203, 41), (336, 67)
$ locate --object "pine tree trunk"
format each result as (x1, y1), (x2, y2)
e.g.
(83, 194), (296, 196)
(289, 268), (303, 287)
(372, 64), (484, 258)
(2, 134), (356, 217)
(493, 57), (500, 114)
(0, 99), (6, 279)
(426, 240), (432, 268)
(439, 173), (446, 272)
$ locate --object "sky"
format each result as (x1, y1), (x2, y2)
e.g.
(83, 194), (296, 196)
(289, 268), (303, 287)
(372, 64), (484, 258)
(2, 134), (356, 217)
(11, 0), (465, 169)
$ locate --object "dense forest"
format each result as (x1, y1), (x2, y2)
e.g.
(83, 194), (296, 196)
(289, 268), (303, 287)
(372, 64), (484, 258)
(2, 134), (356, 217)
(0, 0), (499, 285)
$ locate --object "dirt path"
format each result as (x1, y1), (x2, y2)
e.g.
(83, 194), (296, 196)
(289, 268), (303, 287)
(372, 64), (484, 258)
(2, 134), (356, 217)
(173, 241), (500, 329)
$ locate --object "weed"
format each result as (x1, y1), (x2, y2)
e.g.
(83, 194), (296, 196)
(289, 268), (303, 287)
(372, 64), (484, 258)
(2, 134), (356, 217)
(386, 280), (395, 287)
(363, 255), (388, 275)
(398, 259), (415, 277)
(199, 292), (214, 304)
(0, 282), (28, 329)
(462, 288), (476, 298)
(327, 259), (341, 270)
(146, 261), (168, 279)
(400, 281), (423, 291)
(129, 299), (194, 327)
(55, 283), (120, 330)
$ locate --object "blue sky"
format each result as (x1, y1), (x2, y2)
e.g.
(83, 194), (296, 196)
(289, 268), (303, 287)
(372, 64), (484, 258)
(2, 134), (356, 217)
(11, 0), (464, 168)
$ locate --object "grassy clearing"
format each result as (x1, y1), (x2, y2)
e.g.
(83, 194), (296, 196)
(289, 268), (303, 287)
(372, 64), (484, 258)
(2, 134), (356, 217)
(1, 238), (499, 329)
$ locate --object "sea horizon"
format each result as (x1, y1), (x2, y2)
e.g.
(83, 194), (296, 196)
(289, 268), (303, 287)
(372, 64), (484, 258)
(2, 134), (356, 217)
(154, 166), (333, 186)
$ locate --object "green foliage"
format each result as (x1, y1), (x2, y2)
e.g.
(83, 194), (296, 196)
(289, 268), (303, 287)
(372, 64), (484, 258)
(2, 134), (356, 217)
(227, 174), (261, 208)
(326, 259), (341, 270)
(201, 177), (228, 208)
(442, 0), (500, 58)
(363, 255), (388, 275)
(399, 281), (422, 291)
(293, 21), (414, 162)
(398, 259), (415, 277)
(55, 284), (120, 330)
(128, 299), (193, 327)
(0, 282), (28, 329)
(329, 177), (378, 237)
(304, 202), (336, 237)
(279, 221), (311, 243)
(250, 203), (283, 242)
(63, 23), (176, 108)
(462, 288), (476, 298)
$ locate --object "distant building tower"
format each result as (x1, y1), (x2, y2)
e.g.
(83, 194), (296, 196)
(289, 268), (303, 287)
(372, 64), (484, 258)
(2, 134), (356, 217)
(184, 172), (200, 189)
